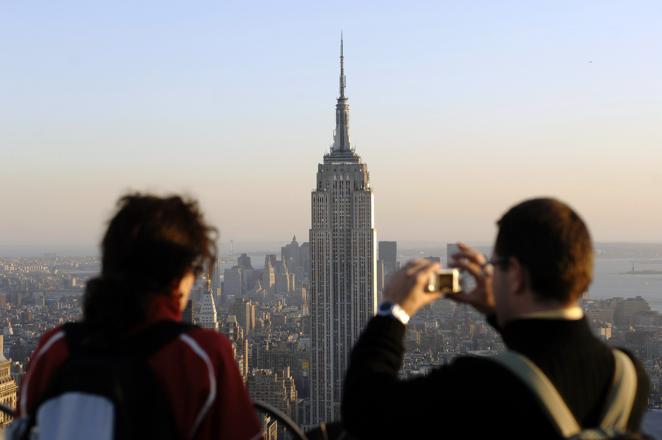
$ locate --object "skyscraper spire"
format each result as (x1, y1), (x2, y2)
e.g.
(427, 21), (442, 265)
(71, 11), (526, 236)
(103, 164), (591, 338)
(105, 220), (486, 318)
(332, 33), (352, 153)
(310, 36), (376, 424)
(339, 33), (346, 99)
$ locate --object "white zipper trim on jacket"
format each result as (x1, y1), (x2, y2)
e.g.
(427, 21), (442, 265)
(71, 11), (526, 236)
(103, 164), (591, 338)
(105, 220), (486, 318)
(179, 334), (217, 439)
(20, 331), (65, 416)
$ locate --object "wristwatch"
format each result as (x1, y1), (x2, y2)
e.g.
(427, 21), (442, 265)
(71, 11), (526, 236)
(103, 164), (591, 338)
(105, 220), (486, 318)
(377, 301), (410, 325)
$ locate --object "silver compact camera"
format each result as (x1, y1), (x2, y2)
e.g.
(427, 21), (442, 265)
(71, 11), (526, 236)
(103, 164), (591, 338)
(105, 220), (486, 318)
(427, 268), (462, 294)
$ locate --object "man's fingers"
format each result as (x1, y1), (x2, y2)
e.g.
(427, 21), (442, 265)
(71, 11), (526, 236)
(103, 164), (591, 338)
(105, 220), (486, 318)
(454, 243), (487, 266)
(452, 251), (486, 267)
(405, 259), (436, 276)
(453, 259), (484, 282)
(402, 259), (441, 290)
(405, 259), (429, 275)
(414, 262), (441, 287)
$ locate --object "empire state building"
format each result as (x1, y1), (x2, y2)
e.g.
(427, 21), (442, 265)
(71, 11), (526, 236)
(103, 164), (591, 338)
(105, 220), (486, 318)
(309, 38), (377, 425)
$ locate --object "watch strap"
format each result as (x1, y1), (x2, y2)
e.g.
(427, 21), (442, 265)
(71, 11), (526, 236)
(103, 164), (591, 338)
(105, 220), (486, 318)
(378, 301), (410, 325)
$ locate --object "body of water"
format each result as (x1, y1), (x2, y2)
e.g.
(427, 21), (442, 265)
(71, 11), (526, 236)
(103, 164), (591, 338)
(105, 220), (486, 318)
(590, 257), (662, 312)
(397, 243), (662, 312)
(4, 242), (661, 311)
(225, 247), (662, 311)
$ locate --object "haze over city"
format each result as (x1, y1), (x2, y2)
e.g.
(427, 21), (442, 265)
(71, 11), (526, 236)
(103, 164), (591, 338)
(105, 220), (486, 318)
(2, 0), (661, 248)
(2, 3), (662, 436)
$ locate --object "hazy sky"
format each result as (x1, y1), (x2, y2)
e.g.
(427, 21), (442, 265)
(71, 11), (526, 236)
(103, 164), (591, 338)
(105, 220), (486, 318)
(1, 0), (661, 248)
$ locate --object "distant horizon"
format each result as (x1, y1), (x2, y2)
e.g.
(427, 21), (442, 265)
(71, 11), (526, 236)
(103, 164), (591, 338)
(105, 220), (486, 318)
(2, 240), (662, 258)
(2, 242), (660, 315)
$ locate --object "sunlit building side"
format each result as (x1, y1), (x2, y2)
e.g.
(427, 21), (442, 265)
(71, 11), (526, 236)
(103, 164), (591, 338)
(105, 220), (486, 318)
(309, 38), (377, 425)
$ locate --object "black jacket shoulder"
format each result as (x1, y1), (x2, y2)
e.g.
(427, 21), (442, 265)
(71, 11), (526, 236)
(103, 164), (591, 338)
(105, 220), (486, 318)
(342, 316), (650, 439)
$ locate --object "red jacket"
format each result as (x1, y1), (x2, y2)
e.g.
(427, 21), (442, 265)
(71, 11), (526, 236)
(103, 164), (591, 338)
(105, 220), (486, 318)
(18, 295), (263, 440)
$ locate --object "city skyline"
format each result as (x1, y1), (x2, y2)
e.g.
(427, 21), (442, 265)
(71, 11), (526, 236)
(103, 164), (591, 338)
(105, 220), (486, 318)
(1, 2), (661, 429)
(2, 1), (662, 247)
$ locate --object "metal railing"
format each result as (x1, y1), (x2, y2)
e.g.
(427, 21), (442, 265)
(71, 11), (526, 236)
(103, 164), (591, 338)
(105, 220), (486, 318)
(252, 400), (308, 440)
(0, 401), (309, 440)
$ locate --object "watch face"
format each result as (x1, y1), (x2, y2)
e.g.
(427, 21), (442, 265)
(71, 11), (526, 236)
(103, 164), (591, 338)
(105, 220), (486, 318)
(379, 302), (393, 313)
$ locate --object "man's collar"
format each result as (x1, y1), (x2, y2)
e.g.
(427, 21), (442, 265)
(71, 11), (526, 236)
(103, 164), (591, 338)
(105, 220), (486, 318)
(515, 305), (584, 321)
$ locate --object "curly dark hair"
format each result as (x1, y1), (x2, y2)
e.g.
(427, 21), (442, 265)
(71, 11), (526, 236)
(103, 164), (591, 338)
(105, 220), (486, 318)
(83, 193), (217, 330)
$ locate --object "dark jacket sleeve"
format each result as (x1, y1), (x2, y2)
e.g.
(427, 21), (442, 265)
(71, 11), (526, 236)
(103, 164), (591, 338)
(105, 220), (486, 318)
(341, 316), (484, 439)
(485, 312), (500, 332)
(342, 316), (406, 438)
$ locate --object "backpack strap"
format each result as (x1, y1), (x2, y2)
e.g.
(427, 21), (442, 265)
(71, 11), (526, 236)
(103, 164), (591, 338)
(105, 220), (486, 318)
(492, 349), (638, 438)
(61, 320), (196, 357)
(492, 351), (581, 438)
(61, 322), (89, 352)
(31, 321), (195, 440)
(598, 349), (637, 432)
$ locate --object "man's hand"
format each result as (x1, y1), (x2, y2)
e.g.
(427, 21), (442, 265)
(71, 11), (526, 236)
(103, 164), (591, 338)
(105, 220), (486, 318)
(383, 259), (442, 317)
(448, 243), (496, 315)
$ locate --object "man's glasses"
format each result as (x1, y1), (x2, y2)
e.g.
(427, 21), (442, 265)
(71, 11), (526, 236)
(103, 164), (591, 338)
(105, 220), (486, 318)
(478, 256), (510, 274)
(450, 254), (509, 275)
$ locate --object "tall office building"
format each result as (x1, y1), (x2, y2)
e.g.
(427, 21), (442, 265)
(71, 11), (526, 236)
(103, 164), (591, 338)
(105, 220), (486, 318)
(247, 367), (298, 418)
(282, 236), (310, 285)
(309, 38), (377, 425)
(0, 336), (17, 427)
(377, 241), (398, 293)
(378, 241), (397, 275)
(210, 260), (222, 312)
(193, 283), (219, 331)
(223, 266), (244, 296)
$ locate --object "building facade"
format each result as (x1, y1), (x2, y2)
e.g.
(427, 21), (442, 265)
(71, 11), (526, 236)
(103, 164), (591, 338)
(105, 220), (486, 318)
(282, 236), (311, 285)
(309, 38), (377, 425)
(193, 285), (219, 331)
(0, 336), (17, 427)
(377, 241), (398, 295)
(248, 367), (298, 418)
(378, 241), (397, 277)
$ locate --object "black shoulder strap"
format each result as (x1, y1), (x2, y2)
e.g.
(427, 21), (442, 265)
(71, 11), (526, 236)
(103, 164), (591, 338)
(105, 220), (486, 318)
(61, 321), (89, 351)
(23, 321), (195, 440)
(125, 320), (196, 357)
(61, 320), (196, 357)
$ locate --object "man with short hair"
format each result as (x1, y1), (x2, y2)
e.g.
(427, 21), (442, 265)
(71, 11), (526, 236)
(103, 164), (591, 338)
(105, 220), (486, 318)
(341, 198), (650, 439)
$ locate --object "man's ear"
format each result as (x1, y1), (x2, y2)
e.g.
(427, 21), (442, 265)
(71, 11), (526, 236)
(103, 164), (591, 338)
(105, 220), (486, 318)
(508, 258), (527, 296)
